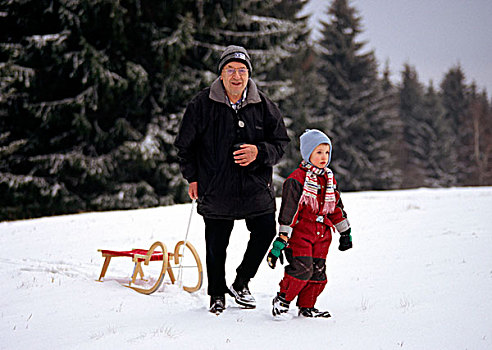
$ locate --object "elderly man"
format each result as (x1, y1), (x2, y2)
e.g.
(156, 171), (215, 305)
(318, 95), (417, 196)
(174, 45), (289, 314)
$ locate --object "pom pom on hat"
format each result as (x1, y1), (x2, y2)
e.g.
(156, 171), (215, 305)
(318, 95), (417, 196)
(300, 129), (332, 165)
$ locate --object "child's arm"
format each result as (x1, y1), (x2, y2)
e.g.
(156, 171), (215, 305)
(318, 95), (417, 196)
(329, 176), (352, 251)
(328, 177), (350, 232)
(267, 177), (303, 269)
(278, 178), (303, 237)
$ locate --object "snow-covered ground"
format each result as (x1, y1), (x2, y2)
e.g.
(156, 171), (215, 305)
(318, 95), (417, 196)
(1, 187), (491, 349)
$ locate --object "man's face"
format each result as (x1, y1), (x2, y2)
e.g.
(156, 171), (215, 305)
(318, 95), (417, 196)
(220, 62), (248, 98)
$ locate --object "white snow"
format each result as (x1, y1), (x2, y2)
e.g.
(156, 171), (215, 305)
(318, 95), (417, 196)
(1, 187), (491, 349)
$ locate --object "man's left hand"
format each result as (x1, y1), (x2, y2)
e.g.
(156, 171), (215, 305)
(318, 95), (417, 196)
(233, 144), (258, 166)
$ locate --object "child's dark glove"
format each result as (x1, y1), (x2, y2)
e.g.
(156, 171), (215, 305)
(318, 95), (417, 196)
(338, 228), (353, 251)
(267, 235), (288, 269)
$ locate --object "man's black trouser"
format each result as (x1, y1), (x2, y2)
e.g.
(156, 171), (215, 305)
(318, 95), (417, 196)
(204, 212), (277, 296)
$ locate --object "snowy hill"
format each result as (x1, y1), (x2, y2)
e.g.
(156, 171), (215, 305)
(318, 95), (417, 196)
(1, 187), (491, 349)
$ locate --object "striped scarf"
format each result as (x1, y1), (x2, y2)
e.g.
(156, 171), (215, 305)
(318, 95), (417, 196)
(299, 160), (336, 215)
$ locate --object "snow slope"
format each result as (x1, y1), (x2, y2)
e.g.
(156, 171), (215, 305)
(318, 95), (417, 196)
(1, 187), (491, 349)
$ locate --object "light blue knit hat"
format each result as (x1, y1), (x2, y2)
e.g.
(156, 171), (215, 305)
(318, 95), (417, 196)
(300, 129), (332, 165)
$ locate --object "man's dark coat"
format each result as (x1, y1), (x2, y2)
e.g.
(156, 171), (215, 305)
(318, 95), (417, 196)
(175, 78), (289, 219)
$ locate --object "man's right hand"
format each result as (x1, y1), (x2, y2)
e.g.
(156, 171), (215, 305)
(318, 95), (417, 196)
(188, 182), (198, 200)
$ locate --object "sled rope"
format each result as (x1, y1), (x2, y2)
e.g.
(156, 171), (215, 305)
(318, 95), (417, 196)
(177, 199), (196, 285)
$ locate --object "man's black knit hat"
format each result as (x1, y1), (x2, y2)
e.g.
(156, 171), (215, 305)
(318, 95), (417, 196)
(217, 45), (253, 75)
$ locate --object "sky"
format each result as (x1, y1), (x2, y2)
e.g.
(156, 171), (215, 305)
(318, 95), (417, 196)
(302, 0), (492, 95)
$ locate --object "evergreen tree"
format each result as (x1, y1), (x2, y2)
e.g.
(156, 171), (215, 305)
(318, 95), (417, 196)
(465, 85), (492, 185)
(422, 82), (454, 186)
(180, 0), (313, 191)
(316, 0), (399, 190)
(276, 46), (320, 183)
(186, 0), (310, 94)
(0, 0), (312, 220)
(374, 61), (403, 189)
(439, 65), (468, 185)
(398, 64), (429, 188)
(261, 0), (320, 182)
(0, 0), (195, 220)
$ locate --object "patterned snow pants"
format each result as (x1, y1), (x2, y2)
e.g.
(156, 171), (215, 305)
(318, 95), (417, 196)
(279, 217), (333, 308)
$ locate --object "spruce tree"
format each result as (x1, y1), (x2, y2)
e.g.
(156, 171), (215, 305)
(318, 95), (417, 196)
(316, 0), (399, 190)
(186, 0), (310, 92)
(439, 66), (468, 185)
(0, 0), (314, 220)
(276, 46), (320, 182)
(261, 0), (319, 182)
(374, 62), (403, 189)
(398, 64), (429, 188)
(421, 82), (454, 186)
(180, 0), (313, 190)
(465, 85), (492, 185)
(0, 0), (195, 220)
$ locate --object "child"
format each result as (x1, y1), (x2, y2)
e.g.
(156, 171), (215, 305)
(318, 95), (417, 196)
(267, 129), (352, 318)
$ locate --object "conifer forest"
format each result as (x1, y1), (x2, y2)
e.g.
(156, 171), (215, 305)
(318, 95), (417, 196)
(1, 0), (491, 221)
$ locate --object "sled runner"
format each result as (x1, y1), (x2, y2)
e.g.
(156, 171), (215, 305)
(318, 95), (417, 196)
(97, 240), (203, 294)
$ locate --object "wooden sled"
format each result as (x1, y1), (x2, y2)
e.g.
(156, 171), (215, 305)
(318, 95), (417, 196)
(97, 241), (203, 295)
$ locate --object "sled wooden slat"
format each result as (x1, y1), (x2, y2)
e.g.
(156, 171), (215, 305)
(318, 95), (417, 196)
(96, 241), (203, 295)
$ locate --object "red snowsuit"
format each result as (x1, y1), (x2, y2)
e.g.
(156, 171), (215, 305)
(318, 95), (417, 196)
(277, 164), (350, 308)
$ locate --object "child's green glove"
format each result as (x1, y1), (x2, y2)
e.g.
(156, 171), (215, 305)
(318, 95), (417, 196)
(267, 235), (288, 269)
(338, 228), (353, 251)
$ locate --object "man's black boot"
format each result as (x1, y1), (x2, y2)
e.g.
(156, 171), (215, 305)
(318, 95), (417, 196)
(209, 295), (226, 314)
(229, 276), (256, 308)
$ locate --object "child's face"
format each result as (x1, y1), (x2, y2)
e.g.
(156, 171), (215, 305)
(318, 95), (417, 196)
(309, 143), (330, 168)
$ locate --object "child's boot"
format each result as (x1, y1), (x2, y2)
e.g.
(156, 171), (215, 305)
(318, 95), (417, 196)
(272, 292), (290, 316)
(298, 307), (331, 318)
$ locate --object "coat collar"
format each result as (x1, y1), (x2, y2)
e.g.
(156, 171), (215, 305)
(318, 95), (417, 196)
(209, 77), (262, 107)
